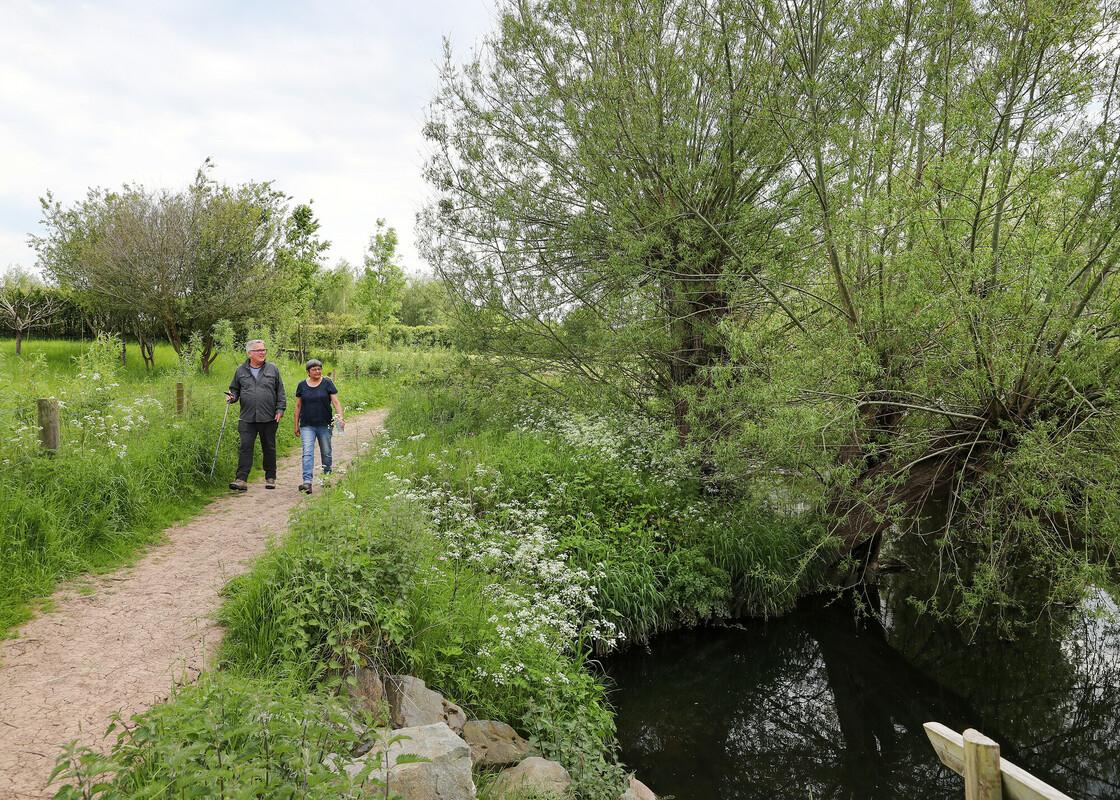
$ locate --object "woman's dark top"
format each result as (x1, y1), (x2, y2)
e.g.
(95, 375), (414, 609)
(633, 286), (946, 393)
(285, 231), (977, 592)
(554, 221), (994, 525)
(296, 378), (338, 426)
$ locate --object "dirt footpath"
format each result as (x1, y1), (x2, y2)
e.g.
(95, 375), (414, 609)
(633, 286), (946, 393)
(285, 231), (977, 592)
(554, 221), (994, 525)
(0, 409), (388, 800)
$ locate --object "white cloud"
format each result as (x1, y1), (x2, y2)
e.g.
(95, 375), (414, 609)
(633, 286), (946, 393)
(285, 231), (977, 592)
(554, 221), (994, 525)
(0, 0), (498, 277)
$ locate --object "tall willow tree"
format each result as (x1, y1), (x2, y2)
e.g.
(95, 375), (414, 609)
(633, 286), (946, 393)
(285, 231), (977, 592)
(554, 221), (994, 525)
(424, 0), (1120, 620)
(420, 0), (802, 436)
(704, 0), (1120, 617)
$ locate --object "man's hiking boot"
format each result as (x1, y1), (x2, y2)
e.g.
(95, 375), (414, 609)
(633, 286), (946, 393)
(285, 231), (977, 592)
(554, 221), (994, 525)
(229, 479), (248, 492)
(265, 477), (276, 489)
(299, 482), (312, 494)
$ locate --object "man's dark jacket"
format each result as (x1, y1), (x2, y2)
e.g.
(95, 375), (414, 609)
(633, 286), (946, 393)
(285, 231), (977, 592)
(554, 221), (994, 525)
(228, 361), (286, 422)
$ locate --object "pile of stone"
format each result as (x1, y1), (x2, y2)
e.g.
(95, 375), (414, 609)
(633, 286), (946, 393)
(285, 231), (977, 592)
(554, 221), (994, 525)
(333, 668), (656, 800)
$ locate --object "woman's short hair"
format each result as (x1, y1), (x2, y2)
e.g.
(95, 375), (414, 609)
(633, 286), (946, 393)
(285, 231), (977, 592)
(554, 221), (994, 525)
(305, 358), (323, 370)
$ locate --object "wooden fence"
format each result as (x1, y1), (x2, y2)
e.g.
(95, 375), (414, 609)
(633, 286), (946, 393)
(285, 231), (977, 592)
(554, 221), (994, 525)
(924, 722), (1073, 800)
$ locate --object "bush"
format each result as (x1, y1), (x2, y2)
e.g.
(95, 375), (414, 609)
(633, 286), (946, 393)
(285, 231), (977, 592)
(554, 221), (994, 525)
(386, 324), (452, 349)
(218, 491), (426, 683)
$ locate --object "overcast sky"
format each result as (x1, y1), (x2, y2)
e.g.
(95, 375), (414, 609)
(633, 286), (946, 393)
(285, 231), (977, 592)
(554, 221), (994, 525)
(0, 0), (498, 277)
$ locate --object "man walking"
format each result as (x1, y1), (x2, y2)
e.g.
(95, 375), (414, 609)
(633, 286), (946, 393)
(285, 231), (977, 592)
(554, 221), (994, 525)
(226, 339), (286, 491)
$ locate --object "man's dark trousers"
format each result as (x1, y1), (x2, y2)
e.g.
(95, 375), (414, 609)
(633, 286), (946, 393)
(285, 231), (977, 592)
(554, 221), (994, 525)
(236, 420), (278, 481)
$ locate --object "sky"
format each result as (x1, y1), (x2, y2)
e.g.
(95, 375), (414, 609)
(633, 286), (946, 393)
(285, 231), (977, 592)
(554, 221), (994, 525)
(0, 0), (498, 277)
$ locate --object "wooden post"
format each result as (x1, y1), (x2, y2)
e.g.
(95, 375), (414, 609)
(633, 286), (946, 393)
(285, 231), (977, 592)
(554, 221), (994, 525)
(37, 398), (60, 453)
(175, 382), (185, 415)
(964, 729), (1002, 800)
(924, 722), (1073, 800)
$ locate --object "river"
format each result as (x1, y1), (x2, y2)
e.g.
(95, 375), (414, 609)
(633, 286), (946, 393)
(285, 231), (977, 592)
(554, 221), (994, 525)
(606, 585), (1120, 799)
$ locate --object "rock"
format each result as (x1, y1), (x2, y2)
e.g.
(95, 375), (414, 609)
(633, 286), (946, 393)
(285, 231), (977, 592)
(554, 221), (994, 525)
(462, 720), (535, 767)
(344, 722), (476, 799)
(387, 675), (467, 733)
(489, 757), (571, 798)
(619, 775), (656, 800)
(347, 665), (386, 716)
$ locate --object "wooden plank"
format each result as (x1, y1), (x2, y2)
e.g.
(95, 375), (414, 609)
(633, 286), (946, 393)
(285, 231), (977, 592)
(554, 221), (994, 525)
(926, 722), (967, 776)
(1000, 761), (1075, 800)
(964, 729), (1002, 800)
(923, 723), (1074, 800)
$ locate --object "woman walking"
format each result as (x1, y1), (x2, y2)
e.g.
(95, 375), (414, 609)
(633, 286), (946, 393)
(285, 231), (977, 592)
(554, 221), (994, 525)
(293, 359), (343, 494)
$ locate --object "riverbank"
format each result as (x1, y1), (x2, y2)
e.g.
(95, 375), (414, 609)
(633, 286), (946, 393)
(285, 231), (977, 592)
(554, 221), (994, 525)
(51, 368), (828, 798)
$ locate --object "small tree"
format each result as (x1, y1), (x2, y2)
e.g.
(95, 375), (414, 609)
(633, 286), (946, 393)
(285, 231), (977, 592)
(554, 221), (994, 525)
(0, 286), (61, 354)
(313, 259), (359, 315)
(356, 219), (406, 339)
(32, 162), (296, 373)
(276, 202), (330, 362)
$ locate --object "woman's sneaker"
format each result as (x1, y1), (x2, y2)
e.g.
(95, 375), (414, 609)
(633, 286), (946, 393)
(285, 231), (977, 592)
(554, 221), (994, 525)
(229, 479), (248, 492)
(265, 477), (276, 489)
(299, 482), (312, 494)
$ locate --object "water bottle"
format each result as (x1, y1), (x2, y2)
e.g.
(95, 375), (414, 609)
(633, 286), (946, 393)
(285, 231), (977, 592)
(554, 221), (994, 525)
(334, 418), (345, 438)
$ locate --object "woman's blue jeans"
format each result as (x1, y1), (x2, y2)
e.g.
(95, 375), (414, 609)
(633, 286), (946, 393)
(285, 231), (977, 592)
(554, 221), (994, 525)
(300, 425), (333, 482)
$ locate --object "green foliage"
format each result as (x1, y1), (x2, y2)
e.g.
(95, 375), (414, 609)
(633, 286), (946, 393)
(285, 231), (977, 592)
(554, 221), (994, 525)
(423, 0), (1120, 625)
(397, 277), (452, 327)
(218, 494), (426, 683)
(32, 161), (327, 371)
(301, 321), (452, 351)
(49, 673), (370, 799)
(211, 369), (826, 797)
(385, 324), (451, 349)
(210, 319), (237, 360)
(312, 260), (359, 316)
(356, 220), (407, 338)
(41, 361), (830, 798)
(327, 348), (453, 381)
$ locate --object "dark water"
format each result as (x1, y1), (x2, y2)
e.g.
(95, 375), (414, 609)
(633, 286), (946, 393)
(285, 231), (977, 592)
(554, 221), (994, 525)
(606, 588), (1120, 799)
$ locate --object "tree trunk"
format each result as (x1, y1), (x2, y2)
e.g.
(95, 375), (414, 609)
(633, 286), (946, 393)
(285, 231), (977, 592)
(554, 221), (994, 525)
(140, 336), (155, 370)
(200, 333), (219, 375)
(164, 320), (183, 355)
(14, 328), (23, 355)
(827, 416), (991, 585)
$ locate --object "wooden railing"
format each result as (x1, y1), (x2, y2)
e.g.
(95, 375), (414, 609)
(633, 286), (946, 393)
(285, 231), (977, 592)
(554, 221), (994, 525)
(924, 723), (1073, 800)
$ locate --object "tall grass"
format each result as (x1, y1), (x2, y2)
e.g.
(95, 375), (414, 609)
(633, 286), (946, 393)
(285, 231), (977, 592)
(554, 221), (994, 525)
(0, 337), (415, 635)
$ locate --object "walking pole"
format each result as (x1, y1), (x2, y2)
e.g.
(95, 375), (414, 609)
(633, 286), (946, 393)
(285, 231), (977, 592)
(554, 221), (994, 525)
(210, 398), (232, 479)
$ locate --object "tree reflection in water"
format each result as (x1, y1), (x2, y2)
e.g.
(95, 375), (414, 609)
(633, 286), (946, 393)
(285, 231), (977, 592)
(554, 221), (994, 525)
(607, 588), (1120, 799)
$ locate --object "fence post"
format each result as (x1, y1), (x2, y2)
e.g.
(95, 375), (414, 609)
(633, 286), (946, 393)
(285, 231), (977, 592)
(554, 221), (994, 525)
(176, 382), (185, 415)
(37, 398), (60, 453)
(963, 729), (1002, 800)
